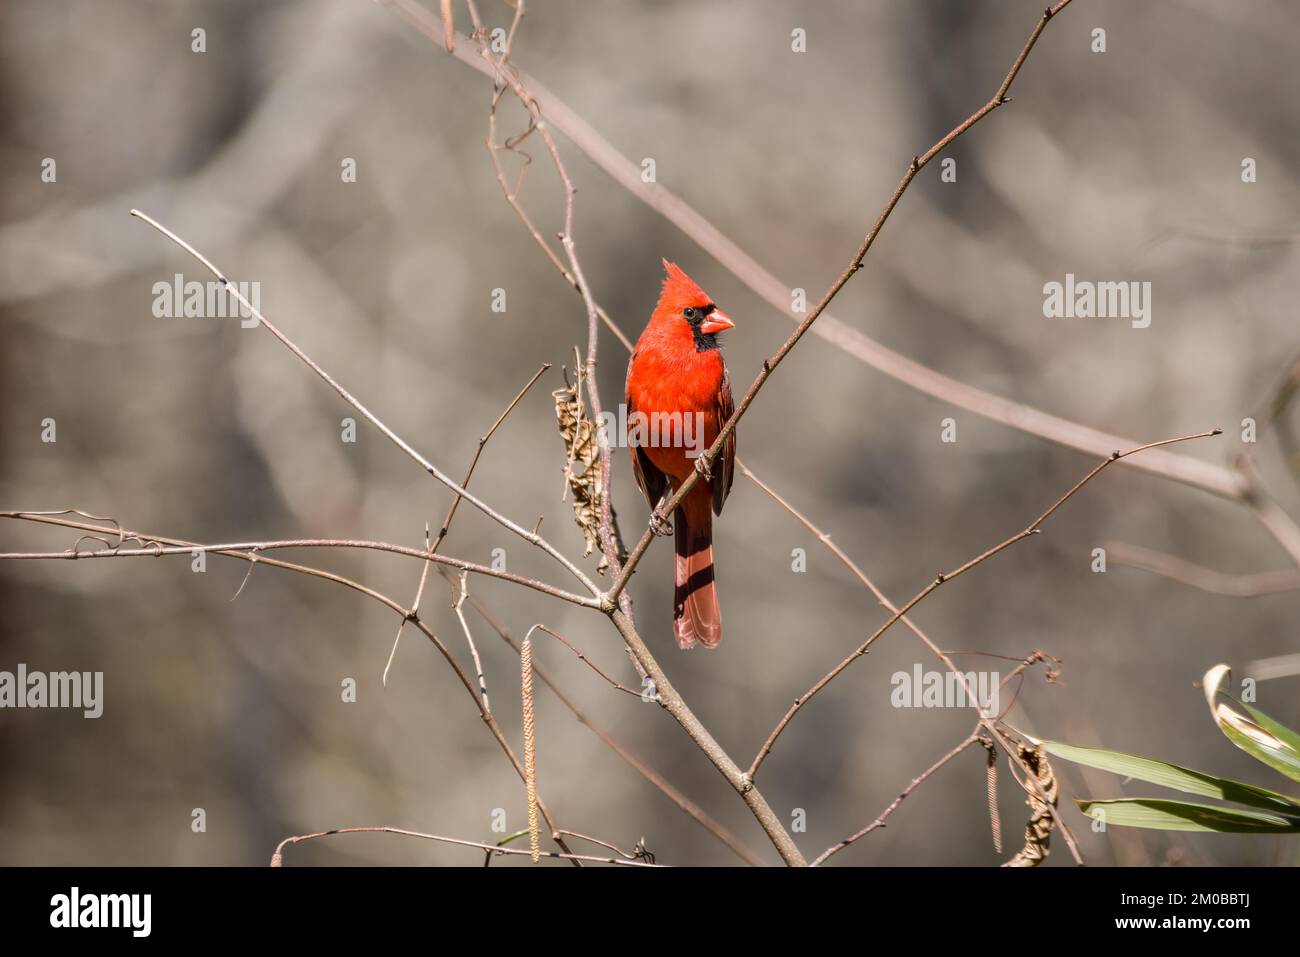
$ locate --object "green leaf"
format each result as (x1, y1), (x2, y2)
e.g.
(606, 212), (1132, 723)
(1041, 740), (1300, 812)
(1218, 719), (1300, 784)
(1077, 798), (1300, 833)
(1242, 701), (1300, 761)
(1203, 665), (1300, 784)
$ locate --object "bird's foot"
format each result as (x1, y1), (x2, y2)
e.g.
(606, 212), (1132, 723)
(649, 511), (673, 537)
(693, 451), (714, 481)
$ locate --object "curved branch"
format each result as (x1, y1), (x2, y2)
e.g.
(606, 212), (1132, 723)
(128, 208), (600, 598)
(272, 825), (660, 867)
(0, 524), (599, 608)
(1104, 540), (1300, 597)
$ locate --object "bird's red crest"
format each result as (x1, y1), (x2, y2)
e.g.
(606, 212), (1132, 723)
(657, 259), (711, 313)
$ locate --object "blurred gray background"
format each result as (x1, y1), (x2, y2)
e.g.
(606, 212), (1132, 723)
(2, 0), (1298, 866)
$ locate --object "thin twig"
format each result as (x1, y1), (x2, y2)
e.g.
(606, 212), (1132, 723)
(748, 430), (1219, 782)
(271, 826), (660, 867)
(0, 526), (599, 608)
(453, 572), (491, 713)
(127, 208), (600, 598)
(741, 462), (1084, 862)
(429, 363), (551, 556)
(483, 116), (633, 352)
(454, 577), (765, 866)
(811, 732), (981, 866)
(553, 830), (639, 861)
(388, 363), (549, 682)
(383, 523), (433, 686)
(526, 623), (643, 698)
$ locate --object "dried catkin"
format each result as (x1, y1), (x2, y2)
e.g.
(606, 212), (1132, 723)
(521, 634), (540, 863)
(983, 739), (1003, 854)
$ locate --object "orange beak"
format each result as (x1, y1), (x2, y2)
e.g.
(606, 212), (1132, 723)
(700, 309), (735, 336)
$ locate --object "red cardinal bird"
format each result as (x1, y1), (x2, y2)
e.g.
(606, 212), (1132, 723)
(625, 261), (736, 649)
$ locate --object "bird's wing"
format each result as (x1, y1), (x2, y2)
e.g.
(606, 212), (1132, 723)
(712, 365), (736, 516)
(626, 369), (668, 511)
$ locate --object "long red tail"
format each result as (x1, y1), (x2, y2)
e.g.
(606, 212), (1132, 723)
(673, 508), (721, 649)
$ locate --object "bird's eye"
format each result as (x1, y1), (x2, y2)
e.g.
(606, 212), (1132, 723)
(683, 307), (698, 322)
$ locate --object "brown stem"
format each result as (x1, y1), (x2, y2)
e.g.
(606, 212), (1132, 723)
(607, 608), (806, 866)
(453, 573), (766, 866)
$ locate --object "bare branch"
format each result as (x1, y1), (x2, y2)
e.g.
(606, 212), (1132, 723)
(383, 523), (433, 687)
(740, 458), (1085, 864)
(456, 581), (765, 865)
(0, 523), (599, 608)
(429, 362), (551, 556)
(0, 510), (583, 862)
(127, 208), (600, 597)
(553, 830), (645, 862)
(453, 571), (491, 713)
(747, 430), (1219, 783)
(1105, 540), (1300, 597)
(271, 825), (660, 867)
(525, 623), (643, 698)
(812, 732), (981, 867)
(388, 362), (549, 682)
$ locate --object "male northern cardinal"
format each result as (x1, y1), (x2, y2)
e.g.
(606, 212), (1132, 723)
(625, 261), (736, 649)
